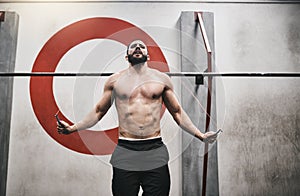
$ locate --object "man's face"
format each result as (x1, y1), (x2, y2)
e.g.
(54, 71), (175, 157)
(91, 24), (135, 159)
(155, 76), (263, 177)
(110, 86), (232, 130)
(127, 40), (149, 65)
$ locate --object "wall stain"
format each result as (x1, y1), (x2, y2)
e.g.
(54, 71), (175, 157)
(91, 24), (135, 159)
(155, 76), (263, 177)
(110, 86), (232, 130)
(225, 90), (300, 195)
(286, 5), (300, 68)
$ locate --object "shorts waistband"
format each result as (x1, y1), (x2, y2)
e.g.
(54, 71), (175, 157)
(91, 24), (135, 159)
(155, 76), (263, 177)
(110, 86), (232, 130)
(118, 137), (162, 145)
(117, 137), (163, 151)
(118, 135), (161, 141)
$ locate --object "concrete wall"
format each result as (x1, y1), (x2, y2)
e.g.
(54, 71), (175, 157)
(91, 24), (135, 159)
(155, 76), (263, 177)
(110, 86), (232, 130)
(0, 11), (18, 196)
(216, 4), (300, 196)
(0, 1), (299, 196)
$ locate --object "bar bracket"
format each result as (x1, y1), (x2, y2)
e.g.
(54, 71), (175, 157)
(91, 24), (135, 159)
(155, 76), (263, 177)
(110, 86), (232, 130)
(0, 11), (5, 22)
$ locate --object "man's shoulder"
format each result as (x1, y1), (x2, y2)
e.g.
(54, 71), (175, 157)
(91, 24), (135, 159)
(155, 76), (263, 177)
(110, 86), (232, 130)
(148, 68), (169, 78)
(148, 68), (172, 88)
(105, 71), (124, 87)
(108, 69), (127, 79)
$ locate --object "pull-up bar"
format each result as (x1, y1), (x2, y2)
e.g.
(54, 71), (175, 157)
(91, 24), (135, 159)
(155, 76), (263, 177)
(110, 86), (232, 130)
(0, 72), (299, 84)
(2, 72), (300, 77)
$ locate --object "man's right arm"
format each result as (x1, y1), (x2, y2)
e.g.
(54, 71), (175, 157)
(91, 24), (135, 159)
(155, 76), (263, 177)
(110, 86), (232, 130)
(57, 76), (115, 134)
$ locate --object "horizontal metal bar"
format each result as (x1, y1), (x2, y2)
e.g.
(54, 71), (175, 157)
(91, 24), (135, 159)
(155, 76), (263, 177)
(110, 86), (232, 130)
(0, 72), (113, 77)
(0, 72), (300, 77)
(202, 72), (300, 77)
(1, 0), (300, 4)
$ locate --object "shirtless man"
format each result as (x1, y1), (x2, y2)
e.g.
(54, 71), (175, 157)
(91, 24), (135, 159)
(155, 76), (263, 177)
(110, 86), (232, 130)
(57, 40), (218, 196)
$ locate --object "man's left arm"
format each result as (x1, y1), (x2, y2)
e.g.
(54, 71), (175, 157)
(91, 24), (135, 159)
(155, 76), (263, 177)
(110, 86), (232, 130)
(162, 82), (217, 143)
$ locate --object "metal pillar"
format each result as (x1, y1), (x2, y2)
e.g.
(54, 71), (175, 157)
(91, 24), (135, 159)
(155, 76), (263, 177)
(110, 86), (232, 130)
(180, 11), (219, 196)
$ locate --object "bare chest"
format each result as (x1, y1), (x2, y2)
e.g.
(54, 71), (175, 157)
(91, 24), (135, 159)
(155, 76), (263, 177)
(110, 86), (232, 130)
(114, 76), (165, 100)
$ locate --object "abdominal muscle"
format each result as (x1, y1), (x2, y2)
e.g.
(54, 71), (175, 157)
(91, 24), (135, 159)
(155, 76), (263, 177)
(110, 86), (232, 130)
(117, 99), (162, 139)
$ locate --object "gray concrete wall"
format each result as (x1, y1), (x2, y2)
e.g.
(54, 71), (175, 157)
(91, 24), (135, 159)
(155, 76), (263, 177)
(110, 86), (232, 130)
(216, 5), (300, 196)
(0, 12), (19, 196)
(0, 2), (299, 196)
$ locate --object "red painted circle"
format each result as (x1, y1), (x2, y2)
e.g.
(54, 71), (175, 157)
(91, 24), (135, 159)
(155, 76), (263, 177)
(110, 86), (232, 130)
(30, 17), (169, 155)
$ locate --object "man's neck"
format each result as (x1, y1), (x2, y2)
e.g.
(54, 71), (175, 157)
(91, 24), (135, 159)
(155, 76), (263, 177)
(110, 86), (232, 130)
(129, 62), (148, 74)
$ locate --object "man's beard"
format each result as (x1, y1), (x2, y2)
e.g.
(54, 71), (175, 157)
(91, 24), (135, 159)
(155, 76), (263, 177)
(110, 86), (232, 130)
(128, 54), (148, 65)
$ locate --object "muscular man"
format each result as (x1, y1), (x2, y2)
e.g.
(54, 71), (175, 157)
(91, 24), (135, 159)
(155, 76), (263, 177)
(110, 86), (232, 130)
(57, 40), (218, 196)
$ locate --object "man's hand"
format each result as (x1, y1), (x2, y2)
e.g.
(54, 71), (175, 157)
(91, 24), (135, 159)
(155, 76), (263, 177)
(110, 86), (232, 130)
(57, 121), (76, 135)
(202, 129), (222, 143)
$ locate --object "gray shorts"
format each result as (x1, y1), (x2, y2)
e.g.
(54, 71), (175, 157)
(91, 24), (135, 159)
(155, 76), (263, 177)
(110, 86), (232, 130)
(110, 137), (169, 171)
